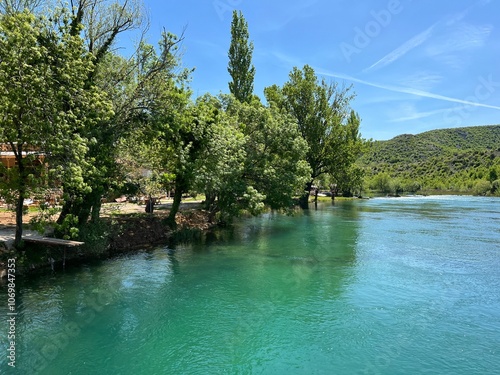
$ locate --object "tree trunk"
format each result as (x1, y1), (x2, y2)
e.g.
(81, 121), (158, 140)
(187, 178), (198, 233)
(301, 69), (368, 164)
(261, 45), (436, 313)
(14, 150), (26, 249)
(77, 199), (92, 225)
(14, 180), (25, 249)
(167, 184), (184, 229)
(330, 184), (337, 202)
(58, 190), (100, 227)
(90, 194), (102, 223)
(204, 191), (216, 211)
(299, 181), (313, 209)
(145, 195), (154, 213)
(57, 194), (73, 225)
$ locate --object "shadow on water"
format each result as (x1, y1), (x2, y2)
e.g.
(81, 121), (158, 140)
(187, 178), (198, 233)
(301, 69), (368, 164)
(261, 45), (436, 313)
(0, 201), (364, 374)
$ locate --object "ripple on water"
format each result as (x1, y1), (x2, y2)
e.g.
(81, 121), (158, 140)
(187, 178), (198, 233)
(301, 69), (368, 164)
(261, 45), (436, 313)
(1, 197), (499, 374)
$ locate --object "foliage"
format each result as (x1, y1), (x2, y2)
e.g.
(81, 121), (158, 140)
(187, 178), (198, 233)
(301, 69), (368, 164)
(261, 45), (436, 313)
(77, 218), (112, 255)
(0, 0), (43, 14)
(472, 180), (492, 196)
(265, 65), (364, 205)
(359, 125), (500, 194)
(54, 214), (80, 240)
(0, 4), (370, 248)
(225, 95), (311, 210)
(58, 21), (187, 226)
(191, 94), (311, 223)
(191, 94), (246, 221)
(228, 10), (255, 103)
(0, 10), (112, 247)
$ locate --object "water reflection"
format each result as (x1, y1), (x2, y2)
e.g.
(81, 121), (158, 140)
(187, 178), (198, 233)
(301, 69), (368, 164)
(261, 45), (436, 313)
(4, 198), (497, 373)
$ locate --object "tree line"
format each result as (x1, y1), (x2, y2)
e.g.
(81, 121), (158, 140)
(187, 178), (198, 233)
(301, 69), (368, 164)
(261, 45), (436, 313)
(0, 1), (364, 249)
(359, 127), (500, 196)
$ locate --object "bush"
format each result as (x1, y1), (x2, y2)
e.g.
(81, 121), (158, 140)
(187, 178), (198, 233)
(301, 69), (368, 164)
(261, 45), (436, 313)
(492, 180), (500, 196)
(78, 219), (112, 256)
(370, 173), (391, 193)
(472, 180), (492, 196)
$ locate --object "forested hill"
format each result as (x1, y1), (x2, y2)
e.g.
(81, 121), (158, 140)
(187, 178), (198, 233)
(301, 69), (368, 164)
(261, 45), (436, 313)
(358, 125), (500, 194)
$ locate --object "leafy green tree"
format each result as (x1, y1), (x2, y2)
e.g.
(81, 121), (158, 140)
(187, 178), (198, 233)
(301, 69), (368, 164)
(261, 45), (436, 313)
(265, 65), (363, 207)
(225, 96), (311, 211)
(191, 94), (246, 222)
(369, 172), (391, 193)
(108, 32), (195, 230)
(116, 125), (168, 202)
(488, 167), (498, 183)
(0, 0), (42, 14)
(473, 180), (492, 196)
(46, 0), (143, 227)
(113, 36), (195, 227)
(57, 10), (184, 227)
(192, 94), (310, 224)
(330, 110), (365, 196)
(492, 180), (500, 196)
(0, 10), (112, 247)
(228, 10), (255, 103)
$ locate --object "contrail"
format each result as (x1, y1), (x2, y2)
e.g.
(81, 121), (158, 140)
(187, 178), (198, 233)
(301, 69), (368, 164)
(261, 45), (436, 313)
(317, 70), (500, 110)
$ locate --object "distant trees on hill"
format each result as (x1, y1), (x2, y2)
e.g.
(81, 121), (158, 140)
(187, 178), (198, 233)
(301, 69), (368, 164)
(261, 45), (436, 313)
(358, 126), (500, 196)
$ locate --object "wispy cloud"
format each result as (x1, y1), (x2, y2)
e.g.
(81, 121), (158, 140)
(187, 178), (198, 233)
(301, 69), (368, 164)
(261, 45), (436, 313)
(425, 23), (493, 71)
(270, 51), (304, 68)
(427, 24), (493, 55)
(444, 0), (491, 25)
(363, 24), (436, 73)
(261, 0), (320, 32)
(400, 71), (443, 91)
(316, 70), (500, 110)
(390, 107), (457, 122)
(363, 0), (493, 73)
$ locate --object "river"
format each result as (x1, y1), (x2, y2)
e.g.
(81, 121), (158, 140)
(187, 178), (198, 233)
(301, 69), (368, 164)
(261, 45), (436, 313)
(1, 196), (499, 374)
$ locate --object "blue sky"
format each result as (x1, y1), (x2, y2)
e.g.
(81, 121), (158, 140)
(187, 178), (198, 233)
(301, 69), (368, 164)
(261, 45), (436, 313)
(122, 0), (500, 140)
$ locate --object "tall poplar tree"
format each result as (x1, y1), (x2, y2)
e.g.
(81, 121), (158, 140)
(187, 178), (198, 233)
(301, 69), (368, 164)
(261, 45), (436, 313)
(227, 10), (255, 103)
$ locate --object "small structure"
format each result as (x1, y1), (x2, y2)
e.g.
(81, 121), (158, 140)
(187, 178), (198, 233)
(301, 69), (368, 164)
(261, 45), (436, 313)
(23, 236), (84, 269)
(23, 237), (84, 247)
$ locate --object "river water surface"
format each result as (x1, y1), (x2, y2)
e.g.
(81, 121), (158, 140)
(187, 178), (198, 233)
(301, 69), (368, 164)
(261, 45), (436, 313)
(1, 196), (499, 374)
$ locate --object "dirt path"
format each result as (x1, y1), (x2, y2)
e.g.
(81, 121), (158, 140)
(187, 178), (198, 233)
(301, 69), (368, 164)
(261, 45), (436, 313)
(0, 201), (204, 228)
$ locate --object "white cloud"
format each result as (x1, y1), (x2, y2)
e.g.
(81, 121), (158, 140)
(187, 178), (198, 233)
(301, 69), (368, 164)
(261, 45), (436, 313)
(399, 71), (443, 91)
(363, 1), (493, 73)
(270, 51), (304, 68)
(363, 24), (436, 73)
(316, 70), (500, 111)
(425, 23), (493, 70)
(390, 107), (457, 122)
(427, 23), (493, 56)
(260, 0), (320, 32)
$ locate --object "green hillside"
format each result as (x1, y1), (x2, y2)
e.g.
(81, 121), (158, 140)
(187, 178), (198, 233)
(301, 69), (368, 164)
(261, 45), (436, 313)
(358, 125), (500, 195)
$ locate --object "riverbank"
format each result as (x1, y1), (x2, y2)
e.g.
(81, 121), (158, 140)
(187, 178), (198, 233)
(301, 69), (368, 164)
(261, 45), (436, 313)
(0, 201), (217, 276)
(0, 192), (476, 276)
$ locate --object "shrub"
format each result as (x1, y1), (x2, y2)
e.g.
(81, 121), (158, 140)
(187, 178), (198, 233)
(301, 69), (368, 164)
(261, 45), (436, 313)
(492, 180), (500, 196)
(472, 180), (492, 196)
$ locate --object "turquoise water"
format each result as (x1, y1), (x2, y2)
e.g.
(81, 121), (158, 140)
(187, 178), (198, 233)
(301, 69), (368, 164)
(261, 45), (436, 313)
(1, 196), (499, 374)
